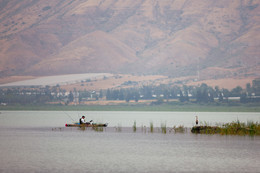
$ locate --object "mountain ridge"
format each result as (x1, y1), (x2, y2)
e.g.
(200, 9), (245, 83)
(0, 0), (259, 80)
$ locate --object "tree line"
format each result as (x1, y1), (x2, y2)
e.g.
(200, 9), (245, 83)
(0, 79), (260, 105)
(105, 81), (260, 104)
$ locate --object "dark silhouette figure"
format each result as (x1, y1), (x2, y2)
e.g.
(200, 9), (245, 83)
(195, 116), (198, 125)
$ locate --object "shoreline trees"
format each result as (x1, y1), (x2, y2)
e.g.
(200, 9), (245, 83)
(1, 79), (260, 105)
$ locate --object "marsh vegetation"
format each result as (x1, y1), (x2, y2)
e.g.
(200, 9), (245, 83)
(72, 120), (260, 136)
(191, 121), (260, 135)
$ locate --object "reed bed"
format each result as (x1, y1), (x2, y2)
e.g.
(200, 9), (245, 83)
(64, 120), (259, 136)
(191, 121), (260, 135)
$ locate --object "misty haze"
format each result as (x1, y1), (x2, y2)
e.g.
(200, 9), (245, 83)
(0, 1), (260, 173)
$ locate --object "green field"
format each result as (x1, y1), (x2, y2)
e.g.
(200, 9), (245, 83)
(1, 102), (260, 112)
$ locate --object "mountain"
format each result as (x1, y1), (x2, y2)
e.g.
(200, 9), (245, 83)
(0, 0), (259, 80)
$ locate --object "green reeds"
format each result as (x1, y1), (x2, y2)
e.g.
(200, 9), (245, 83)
(150, 121), (154, 133)
(191, 120), (260, 136)
(161, 122), (167, 134)
(133, 121), (137, 132)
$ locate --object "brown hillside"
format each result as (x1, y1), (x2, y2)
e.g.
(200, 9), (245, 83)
(0, 0), (259, 80)
(25, 30), (138, 75)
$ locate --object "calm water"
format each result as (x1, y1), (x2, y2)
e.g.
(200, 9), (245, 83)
(0, 111), (260, 173)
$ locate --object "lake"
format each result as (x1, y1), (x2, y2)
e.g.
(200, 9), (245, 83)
(0, 111), (260, 173)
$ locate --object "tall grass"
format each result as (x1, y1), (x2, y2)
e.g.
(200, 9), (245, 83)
(220, 121), (260, 135)
(161, 122), (167, 134)
(191, 120), (260, 135)
(133, 121), (137, 132)
(150, 121), (154, 133)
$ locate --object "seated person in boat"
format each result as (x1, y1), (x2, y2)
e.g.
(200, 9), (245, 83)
(79, 116), (92, 125)
(80, 116), (88, 124)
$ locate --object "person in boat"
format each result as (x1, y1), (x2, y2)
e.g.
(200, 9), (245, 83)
(79, 116), (92, 125)
(79, 116), (88, 124)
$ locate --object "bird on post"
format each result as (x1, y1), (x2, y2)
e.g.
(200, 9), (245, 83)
(195, 116), (198, 125)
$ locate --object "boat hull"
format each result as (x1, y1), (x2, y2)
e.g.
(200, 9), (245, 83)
(65, 123), (108, 127)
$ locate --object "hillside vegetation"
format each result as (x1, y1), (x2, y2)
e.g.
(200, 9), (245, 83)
(0, 0), (259, 80)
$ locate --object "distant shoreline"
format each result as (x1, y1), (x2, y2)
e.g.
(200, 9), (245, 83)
(1, 103), (260, 112)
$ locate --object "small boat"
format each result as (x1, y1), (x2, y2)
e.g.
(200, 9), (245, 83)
(65, 123), (108, 127)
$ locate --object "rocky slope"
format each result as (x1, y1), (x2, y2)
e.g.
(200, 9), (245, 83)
(0, 0), (259, 80)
